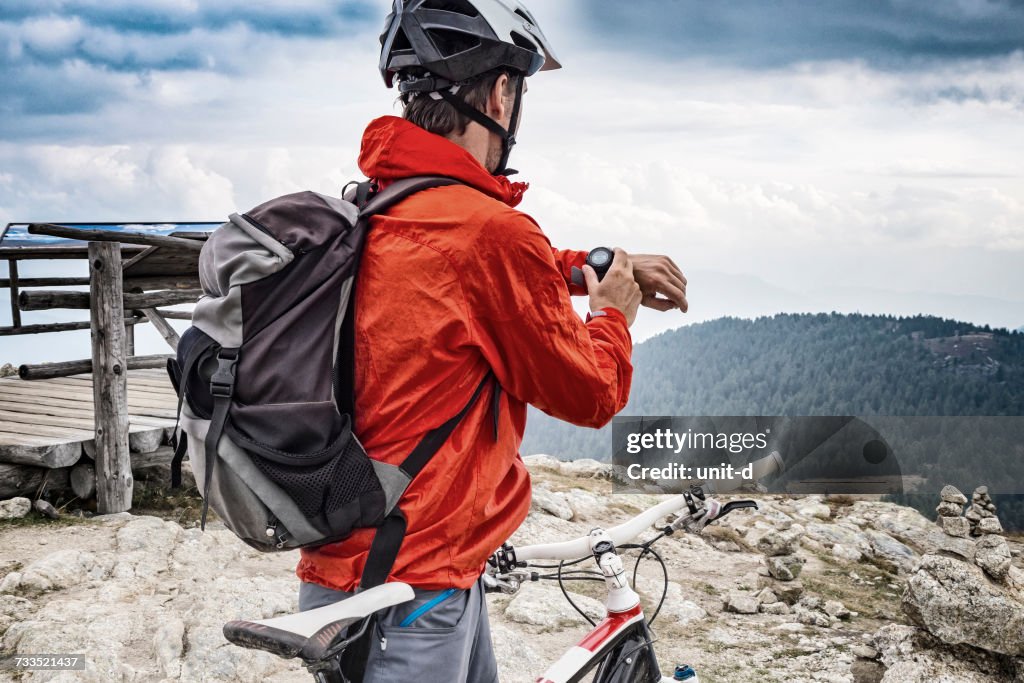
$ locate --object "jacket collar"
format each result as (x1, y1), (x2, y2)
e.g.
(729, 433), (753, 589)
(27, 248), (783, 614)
(358, 116), (529, 208)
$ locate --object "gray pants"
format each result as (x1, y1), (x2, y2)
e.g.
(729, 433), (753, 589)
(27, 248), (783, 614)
(299, 577), (498, 683)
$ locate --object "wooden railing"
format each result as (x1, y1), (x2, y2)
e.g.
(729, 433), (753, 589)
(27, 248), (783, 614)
(0, 223), (209, 512)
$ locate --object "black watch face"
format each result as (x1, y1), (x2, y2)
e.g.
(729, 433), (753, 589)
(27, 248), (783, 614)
(589, 248), (613, 268)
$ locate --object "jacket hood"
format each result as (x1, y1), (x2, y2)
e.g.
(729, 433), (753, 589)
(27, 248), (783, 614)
(358, 116), (529, 208)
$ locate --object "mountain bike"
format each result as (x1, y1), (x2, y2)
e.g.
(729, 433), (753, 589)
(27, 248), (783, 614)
(223, 452), (783, 682)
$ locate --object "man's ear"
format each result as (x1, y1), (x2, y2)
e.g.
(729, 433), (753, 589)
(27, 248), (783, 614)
(486, 73), (509, 123)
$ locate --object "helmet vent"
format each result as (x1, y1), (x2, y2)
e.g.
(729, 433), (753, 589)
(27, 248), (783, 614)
(427, 28), (482, 58)
(421, 0), (480, 17)
(509, 31), (536, 51)
(392, 27), (412, 52)
(514, 8), (534, 24)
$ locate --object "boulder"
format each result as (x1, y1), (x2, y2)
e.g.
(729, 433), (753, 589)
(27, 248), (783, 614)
(723, 592), (759, 614)
(530, 487), (574, 521)
(977, 517), (1003, 536)
(974, 535), (1012, 581)
(939, 485), (967, 505)
(832, 543), (863, 563)
(939, 516), (970, 538)
(766, 554), (805, 581)
(902, 554), (1024, 656)
(504, 584), (604, 628)
(755, 528), (802, 557)
(0, 497), (31, 520)
(798, 502), (832, 520)
(934, 501), (963, 518)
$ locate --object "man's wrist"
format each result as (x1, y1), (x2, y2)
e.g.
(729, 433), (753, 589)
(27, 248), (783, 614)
(586, 307), (627, 325)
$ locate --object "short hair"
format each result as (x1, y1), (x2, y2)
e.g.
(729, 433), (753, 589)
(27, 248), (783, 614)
(402, 68), (521, 137)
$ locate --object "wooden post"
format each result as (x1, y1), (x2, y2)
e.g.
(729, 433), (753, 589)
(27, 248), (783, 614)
(8, 260), (20, 329)
(89, 241), (133, 513)
(140, 308), (180, 350)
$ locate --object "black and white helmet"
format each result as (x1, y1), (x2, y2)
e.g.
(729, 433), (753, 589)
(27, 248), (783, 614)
(379, 0), (561, 90)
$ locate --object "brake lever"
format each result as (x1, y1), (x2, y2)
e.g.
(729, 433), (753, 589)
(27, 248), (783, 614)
(718, 500), (758, 518)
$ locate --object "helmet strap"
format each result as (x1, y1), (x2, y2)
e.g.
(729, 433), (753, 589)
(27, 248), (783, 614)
(437, 74), (526, 177)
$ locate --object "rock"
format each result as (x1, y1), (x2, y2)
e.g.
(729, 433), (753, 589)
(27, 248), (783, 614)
(755, 528), (802, 557)
(755, 587), (779, 605)
(723, 592), (759, 614)
(902, 554), (1024, 656)
(504, 584), (604, 628)
(974, 535), (1012, 580)
(153, 617), (185, 679)
(940, 485), (968, 505)
(934, 501), (963, 518)
(863, 530), (917, 572)
(832, 543), (863, 563)
(851, 659), (886, 683)
(798, 502), (832, 520)
(766, 554), (805, 581)
(33, 500), (59, 520)
(492, 624), (546, 681)
(851, 644), (879, 659)
(973, 485), (989, 498)
(0, 497), (31, 520)
(760, 601), (791, 615)
(824, 599), (851, 620)
(530, 487), (574, 521)
(15, 549), (109, 594)
(522, 454), (563, 475)
(759, 577), (805, 604)
(560, 459), (611, 479)
(977, 517), (1003, 535)
(939, 515), (970, 538)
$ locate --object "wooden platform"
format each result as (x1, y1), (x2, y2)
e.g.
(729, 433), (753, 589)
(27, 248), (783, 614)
(0, 369), (177, 469)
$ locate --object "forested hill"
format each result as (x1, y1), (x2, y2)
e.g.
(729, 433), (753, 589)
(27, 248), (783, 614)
(522, 313), (1024, 459)
(521, 313), (1024, 528)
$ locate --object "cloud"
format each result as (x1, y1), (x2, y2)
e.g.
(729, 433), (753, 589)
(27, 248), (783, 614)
(577, 0), (1024, 68)
(0, 0), (380, 118)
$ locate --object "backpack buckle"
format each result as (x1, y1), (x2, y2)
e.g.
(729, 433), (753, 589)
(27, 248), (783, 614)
(210, 349), (239, 398)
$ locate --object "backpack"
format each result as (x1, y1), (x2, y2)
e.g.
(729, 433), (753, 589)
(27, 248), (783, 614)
(166, 176), (494, 589)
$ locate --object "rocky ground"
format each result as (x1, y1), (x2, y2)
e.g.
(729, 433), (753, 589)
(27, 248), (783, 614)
(0, 457), (1022, 682)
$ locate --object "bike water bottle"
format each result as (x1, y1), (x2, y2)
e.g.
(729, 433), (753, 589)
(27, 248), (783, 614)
(674, 664), (698, 681)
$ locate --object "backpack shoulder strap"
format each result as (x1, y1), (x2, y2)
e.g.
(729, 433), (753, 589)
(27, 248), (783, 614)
(358, 176), (461, 218)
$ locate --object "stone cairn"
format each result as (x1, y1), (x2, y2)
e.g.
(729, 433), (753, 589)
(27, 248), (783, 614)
(965, 486), (1003, 536)
(935, 485), (969, 538)
(936, 484), (1005, 538)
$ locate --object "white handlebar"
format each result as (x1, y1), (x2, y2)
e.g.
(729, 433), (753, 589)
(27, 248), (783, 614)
(513, 451), (783, 563)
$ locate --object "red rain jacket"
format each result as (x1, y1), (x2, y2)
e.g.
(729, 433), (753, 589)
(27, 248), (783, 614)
(296, 116), (633, 591)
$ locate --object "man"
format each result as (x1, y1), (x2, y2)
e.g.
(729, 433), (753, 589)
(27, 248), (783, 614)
(295, 1), (688, 680)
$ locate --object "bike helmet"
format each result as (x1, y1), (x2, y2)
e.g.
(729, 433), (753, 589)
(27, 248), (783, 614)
(378, 0), (562, 175)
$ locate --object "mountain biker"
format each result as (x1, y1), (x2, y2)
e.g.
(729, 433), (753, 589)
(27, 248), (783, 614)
(294, 1), (688, 680)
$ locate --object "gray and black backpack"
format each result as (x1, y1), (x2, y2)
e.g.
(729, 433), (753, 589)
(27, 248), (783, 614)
(167, 176), (494, 589)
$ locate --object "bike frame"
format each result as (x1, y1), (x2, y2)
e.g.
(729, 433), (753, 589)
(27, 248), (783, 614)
(537, 602), (662, 683)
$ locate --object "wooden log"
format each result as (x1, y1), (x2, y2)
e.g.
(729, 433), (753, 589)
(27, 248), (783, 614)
(70, 461), (96, 500)
(0, 276), (89, 287)
(152, 309), (193, 321)
(140, 308), (180, 351)
(89, 241), (133, 513)
(0, 439), (80, 468)
(0, 316), (148, 337)
(29, 223), (204, 252)
(123, 276), (200, 291)
(0, 463), (70, 499)
(8, 260), (20, 328)
(72, 447), (191, 492)
(0, 245), (145, 260)
(18, 354), (172, 380)
(19, 289), (201, 311)
(80, 427), (163, 458)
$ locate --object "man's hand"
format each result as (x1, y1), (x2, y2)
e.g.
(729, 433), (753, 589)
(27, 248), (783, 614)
(585, 248), (643, 327)
(630, 254), (688, 313)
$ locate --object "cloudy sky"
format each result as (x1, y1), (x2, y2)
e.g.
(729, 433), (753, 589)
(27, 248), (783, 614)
(1, 0), (1023, 363)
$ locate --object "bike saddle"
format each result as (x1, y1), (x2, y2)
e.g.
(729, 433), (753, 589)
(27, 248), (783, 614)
(223, 582), (414, 662)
